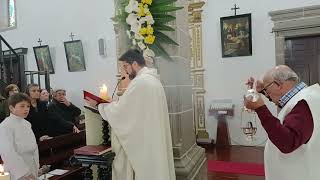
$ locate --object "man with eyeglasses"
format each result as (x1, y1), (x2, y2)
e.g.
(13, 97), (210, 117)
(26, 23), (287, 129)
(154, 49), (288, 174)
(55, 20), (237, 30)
(244, 65), (320, 180)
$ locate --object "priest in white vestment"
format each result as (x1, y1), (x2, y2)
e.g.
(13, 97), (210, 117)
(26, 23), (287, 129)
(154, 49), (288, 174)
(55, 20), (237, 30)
(87, 49), (176, 180)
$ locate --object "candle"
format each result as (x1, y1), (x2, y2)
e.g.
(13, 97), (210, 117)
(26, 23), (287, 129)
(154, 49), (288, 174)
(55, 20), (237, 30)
(99, 84), (109, 101)
(0, 165), (10, 180)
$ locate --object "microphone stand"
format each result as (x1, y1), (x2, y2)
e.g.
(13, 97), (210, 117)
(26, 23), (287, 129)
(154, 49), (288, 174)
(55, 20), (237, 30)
(111, 77), (125, 99)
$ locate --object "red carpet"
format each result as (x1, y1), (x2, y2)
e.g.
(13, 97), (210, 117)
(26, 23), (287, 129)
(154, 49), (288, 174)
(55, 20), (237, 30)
(207, 160), (265, 176)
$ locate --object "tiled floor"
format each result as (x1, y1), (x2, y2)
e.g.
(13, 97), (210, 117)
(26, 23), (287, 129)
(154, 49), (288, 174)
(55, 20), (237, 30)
(204, 145), (265, 180)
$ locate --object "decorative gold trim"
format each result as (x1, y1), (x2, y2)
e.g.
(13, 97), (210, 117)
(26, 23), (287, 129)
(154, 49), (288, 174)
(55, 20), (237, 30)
(197, 129), (209, 139)
(188, 2), (205, 12)
(188, 1), (211, 144)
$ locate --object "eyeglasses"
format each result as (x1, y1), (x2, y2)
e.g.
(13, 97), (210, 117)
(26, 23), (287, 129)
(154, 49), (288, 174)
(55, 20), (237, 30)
(259, 81), (280, 97)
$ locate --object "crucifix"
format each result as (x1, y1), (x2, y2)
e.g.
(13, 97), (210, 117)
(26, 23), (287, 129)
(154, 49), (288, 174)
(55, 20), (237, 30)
(231, 4), (240, 16)
(70, 32), (75, 41)
(37, 38), (42, 46)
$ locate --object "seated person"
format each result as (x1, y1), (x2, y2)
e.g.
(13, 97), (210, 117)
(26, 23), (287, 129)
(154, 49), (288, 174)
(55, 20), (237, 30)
(48, 88), (81, 125)
(25, 84), (79, 139)
(0, 84), (20, 122)
(0, 93), (39, 180)
(25, 84), (51, 140)
(40, 89), (51, 107)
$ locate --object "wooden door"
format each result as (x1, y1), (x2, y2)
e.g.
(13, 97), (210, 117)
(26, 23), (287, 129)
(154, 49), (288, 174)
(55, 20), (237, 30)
(285, 36), (320, 85)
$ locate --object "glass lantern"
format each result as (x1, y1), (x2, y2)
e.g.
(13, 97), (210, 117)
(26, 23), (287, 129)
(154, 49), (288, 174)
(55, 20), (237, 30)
(240, 107), (258, 142)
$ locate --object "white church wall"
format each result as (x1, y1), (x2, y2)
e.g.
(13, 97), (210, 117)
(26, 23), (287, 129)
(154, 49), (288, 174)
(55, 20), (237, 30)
(1, 0), (118, 109)
(202, 0), (320, 145)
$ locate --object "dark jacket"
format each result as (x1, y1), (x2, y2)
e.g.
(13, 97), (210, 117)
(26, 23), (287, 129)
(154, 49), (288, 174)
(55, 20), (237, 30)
(25, 101), (50, 140)
(48, 99), (81, 124)
(26, 100), (74, 140)
(0, 99), (9, 123)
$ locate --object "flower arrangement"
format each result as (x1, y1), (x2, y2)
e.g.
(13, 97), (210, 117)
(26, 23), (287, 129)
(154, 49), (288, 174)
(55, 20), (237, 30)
(113, 0), (183, 60)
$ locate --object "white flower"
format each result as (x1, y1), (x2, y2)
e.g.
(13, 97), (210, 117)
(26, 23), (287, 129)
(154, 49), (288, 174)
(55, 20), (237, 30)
(138, 41), (146, 50)
(130, 21), (141, 33)
(132, 39), (137, 46)
(126, 13), (141, 33)
(143, 48), (155, 57)
(139, 17), (147, 24)
(126, 13), (138, 25)
(125, 0), (139, 13)
(145, 15), (154, 25)
(134, 6), (141, 13)
(134, 33), (144, 40)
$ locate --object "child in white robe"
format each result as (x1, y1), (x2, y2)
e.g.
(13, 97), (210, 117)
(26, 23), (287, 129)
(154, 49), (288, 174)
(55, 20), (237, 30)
(0, 93), (39, 180)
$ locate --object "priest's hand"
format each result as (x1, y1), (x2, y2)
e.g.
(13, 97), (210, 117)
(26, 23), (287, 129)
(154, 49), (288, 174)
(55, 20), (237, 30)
(73, 126), (80, 133)
(85, 97), (98, 108)
(243, 94), (265, 110)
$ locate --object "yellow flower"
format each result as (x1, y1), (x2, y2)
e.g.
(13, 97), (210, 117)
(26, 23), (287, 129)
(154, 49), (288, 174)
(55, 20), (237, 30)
(146, 25), (153, 35)
(139, 27), (147, 35)
(138, 3), (145, 17)
(142, 0), (152, 5)
(144, 34), (155, 44)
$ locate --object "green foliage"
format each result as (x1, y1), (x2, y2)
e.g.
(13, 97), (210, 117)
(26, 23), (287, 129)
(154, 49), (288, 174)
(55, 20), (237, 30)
(153, 24), (175, 31)
(150, 42), (171, 61)
(155, 31), (178, 46)
(150, 5), (183, 13)
(152, 0), (177, 5)
(153, 14), (176, 24)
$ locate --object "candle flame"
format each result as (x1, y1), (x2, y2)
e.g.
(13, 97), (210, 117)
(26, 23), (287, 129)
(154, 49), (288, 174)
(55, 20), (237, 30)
(100, 84), (108, 91)
(0, 164), (4, 173)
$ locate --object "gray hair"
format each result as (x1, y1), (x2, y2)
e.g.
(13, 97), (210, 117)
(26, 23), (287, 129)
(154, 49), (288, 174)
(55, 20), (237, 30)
(271, 68), (299, 84)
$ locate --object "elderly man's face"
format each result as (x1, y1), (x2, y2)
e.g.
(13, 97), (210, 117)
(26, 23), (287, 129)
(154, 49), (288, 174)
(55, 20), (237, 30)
(261, 77), (281, 105)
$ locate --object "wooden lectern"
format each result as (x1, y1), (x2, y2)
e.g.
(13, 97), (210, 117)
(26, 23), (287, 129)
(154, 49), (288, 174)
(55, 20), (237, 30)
(209, 99), (234, 147)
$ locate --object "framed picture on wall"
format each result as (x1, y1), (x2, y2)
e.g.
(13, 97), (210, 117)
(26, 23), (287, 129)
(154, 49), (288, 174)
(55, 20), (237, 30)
(64, 40), (86, 72)
(220, 13), (252, 58)
(33, 45), (55, 74)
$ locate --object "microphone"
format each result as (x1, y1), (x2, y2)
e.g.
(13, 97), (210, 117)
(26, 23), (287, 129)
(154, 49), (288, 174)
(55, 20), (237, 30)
(111, 77), (126, 99)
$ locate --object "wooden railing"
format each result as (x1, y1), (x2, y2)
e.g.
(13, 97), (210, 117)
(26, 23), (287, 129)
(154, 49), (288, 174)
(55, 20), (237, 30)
(0, 35), (27, 91)
(38, 130), (86, 167)
(24, 70), (51, 92)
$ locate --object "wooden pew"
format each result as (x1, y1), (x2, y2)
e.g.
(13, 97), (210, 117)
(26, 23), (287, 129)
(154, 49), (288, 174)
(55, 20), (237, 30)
(38, 130), (86, 166)
(38, 130), (87, 179)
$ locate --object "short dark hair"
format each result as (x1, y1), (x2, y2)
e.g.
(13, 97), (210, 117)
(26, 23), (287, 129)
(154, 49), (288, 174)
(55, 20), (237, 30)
(119, 49), (146, 66)
(8, 93), (31, 107)
(4, 84), (19, 98)
(25, 84), (39, 96)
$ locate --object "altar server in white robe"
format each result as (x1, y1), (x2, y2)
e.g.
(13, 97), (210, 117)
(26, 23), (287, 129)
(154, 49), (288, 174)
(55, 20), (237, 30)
(0, 93), (39, 180)
(87, 49), (176, 180)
